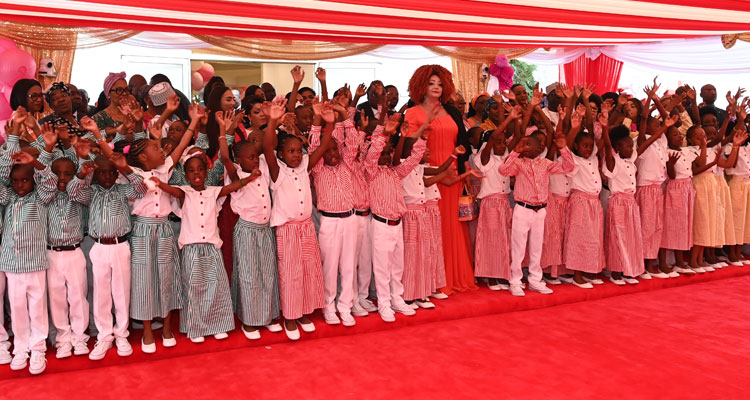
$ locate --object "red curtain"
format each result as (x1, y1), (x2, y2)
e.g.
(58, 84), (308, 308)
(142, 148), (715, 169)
(561, 54), (623, 94)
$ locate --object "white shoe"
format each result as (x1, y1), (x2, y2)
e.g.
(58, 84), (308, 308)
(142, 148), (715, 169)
(609, 276), (626, 286)
(89, 340), (113, 360)
(264, 323), (282, 333)
(162, 336), (177, 347)
(650, 271), (670, 279)
(692, 267), (706, 274)
(323, 312), (341, 325)
(392, 302), (417, 316)
(407, 302), (419, 310)
(351, 302), (369, 317)
(430, 292), (449, 300)
(73, 341), (89, 355)
(528, 282), (554, 294)
(558, 275), (575, 284)
(703, 265), (715, 272)
(214, 332), (228, 340)
(359, 298), (378, 312)
(623, 276), (639, 285)
(0, 346), (11, 364)
(415, 299), (435, 309)
(56, 343), (73, 359)
(638, 272), (652, 280)
(713, 262), (726, 269)
(141, 338), (156, 354)
(583, 276), (604, 285)
(241, 327), (261, 340)
(29, 352), (46, 375)
(115, 337), (133, 356)
(340, 312), (356, 327)
(667, 271), (680, 278)
(572, 280), (594, 289)
(543, 277), (562, 285)
(488, 283), (502, 291)
(673, 266), (695, 274)
(283, 323), (300, 341)
(509, 285), (525, 297)
(297, 319), (316, 333)
(379, 307), (396, 322)
(10, 352), (28, 370)
(189, 336), (205, 343)
(728, 261), (744, 267)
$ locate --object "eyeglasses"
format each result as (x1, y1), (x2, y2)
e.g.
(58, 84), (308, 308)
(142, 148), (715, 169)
(27, 93), (43, 100)
(109, 87), (128, 95)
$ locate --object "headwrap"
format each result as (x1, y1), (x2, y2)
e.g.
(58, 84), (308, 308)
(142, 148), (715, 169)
(45, 82), (70, 104)
(103, 72), (127, 99)
(483, 97), (498, 116)
(471, 92), (490, 111)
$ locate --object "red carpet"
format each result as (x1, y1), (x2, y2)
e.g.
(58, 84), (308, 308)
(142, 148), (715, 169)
(2, 267), (750, 398)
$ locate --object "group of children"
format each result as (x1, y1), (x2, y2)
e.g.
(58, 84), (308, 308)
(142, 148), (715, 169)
(1, 67), (749, 378)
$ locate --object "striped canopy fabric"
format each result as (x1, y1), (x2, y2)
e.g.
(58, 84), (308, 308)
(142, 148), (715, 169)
(2, 0), (750, 47)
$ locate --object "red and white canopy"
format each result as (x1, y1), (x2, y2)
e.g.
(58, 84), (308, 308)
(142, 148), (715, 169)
(2, 0), (750, 47)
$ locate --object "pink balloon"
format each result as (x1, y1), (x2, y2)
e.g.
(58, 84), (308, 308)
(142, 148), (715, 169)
(0, 83), (10, 102)
(0, 47), (36, 87)
(0, 38), (17, 52)
(191, 71), (204, 91)
(197, 63), (215, 82)
(0, 95), (12, 121)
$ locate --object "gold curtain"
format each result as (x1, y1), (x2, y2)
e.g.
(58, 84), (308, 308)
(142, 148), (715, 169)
(722, 33), (750, 49)
(433, 47), (537, 104)
(191, 35), (384, 60)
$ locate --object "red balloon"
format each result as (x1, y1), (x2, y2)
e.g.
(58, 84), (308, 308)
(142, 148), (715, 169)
(0, 47), (36, 87)
(197, 63), (215, 82)
(191, 71), (204, 91)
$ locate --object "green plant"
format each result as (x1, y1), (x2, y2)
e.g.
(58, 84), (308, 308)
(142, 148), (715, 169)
(510, 59), (536, 95)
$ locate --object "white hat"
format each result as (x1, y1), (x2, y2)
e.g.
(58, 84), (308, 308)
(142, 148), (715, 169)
(149, 82), (175, 106)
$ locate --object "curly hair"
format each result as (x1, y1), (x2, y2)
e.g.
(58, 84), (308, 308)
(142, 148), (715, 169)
(408, 65), (455, 104)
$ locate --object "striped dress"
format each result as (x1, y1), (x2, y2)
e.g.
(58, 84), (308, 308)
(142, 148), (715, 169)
(401, 164), (434, 301)
(661, 148), (696, 251)
(542, 158), (571, 276)
(564, 149), (605, 273)
(635, 133), (668, 259)
(177, 185), (235, 338)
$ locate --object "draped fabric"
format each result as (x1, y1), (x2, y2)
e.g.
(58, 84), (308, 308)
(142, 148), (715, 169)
(722, 33), (750, 49)
(425, 47), (537, 63)
(191, 36), (383, 61)
(561, 54), (624, 94)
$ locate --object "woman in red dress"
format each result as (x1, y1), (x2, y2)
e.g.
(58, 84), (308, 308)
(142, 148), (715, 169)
(405, 65), (477, 295)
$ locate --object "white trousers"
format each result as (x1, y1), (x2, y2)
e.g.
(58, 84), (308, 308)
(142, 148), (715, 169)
(370, 219), (405, 310)
(0, 272), (9, 349)
(6, 270), (48, 355)
(90, 242), (131, 341)
(510, 206), (547, 287)
(318, 215), (358, 314)
(47, 249), (90, 347)
(352, 214), (373, 302)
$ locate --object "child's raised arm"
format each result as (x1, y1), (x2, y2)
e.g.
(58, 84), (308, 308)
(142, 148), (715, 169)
(307, 102), (336, 171)
(169, 103), (204, 166)
(264, 98), (288, 182)
(638, 114), (677, 155)
(315, 67), (328, 102)
(720, 129), (748, 169)
(217, 112), (239, 182)
(218, 169), (261, 198)
(286, 66), (304, 113)
(599, 112), (615, 173)
(148, 177), (185, 204)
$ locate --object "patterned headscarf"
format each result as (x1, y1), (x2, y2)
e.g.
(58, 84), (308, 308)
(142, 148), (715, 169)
(104, 71), (127, 99)
(45, 82), (70, 104)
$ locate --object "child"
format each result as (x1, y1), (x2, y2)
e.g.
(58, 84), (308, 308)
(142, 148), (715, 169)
(69, 148), (147, 361)
(563, 112), (605, 288)
(0, 135), (56, 375)
(217, 112), (281, 340)
(663, 124), (696, 273)
(602, 123), (644, 285)
(499, 129), (574, 296)
(423, 166), (448, 300)
(263, 98), (327, 340)
(365, 113), (428, 322)
(720, 126), (749, 266)
(473, 107), (519, 290)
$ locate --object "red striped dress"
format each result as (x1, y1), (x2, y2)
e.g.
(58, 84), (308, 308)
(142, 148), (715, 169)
(401, 164), (434, 300)
(541, 158), (572, 276)
(425, 186), (446, 289)
(564, 148), (606, 273)
(472, 147), (512, 279)
(635, 133), (668, 258)
(661, 148), (696, 251)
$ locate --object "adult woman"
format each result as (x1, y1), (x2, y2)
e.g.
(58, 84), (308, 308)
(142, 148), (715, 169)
(9, 78), (44, 141)
(240, 95), (267, 142)
(39, 82), (88, 138)
(405, 65), (477, 295)
(92, 72), (130, 135)
(447, 91), (471, 131)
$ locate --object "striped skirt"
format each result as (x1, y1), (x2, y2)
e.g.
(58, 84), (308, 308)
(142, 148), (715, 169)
(692, 173), (719, 247)
(716, 174), (736, 246)
(564, 190), (606, 273)
(474, 193), (512, 279)
(661, 178), (695, 251)
(635, 183), (665, 259)
(402, 204), (434, 301)
(232, 219), (281, 326)
(275, 218), (324, 320)
(728, 176), (750, 244)
(179, 243), (235, 338)
(129, 216), (182, 320)
(541, 194), (568, 272)
(425, 201), (447, 289)
(605, 193), (645, 277)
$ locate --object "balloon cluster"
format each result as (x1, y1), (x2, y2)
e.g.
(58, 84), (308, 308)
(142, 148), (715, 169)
(191, 62), (215, 91)
(0, 38), (37, 120)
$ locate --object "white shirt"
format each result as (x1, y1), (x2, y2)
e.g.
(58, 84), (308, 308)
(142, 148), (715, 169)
(713, 145), (726, 176)
(177, 185), (223, 249)
(686, 145), (716, 176)
(602, 149), (637, 194)
(472, 144), (511, 198)
(425, 183), (441, 202)
(724, 143), (750, 179)
(224, 157), (271, 224)
(401, 163), (426, 205)
(669, 147), (695, 180)
(548, 156), (572, 197)
(636, 134), (668, 186)
(269, 154), (313, 227)
(568, 145), (601, 195)
(149, 115), (174, 138)
(132, 157), (175, 218)
(542, 108), (559, 129)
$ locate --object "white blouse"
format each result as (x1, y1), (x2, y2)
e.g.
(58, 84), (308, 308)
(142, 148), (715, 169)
(568, 145), (601, 195)
(472, 144), (511, 198)
(636, 134), (668, 186)
(269, 154), (313, 227)
(177, 185), (223, 249)
(669, 147), (695, 180)
(401, 163), (426, 205)
(686, 145), (716, 176)
(602, 150), (637, 194)
(132, 157), (175, 218)
(224, 157), (271, 224)
(724, 143), (750, 179)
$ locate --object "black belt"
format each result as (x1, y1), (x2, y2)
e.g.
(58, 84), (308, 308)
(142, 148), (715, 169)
(47, 243), (81, 252)
(516, 201), (547, 211)
(320, 210), (354, 218)
(168, 214), (182, 222)
(92, 234), (129, 245)
(355, 209), (371, 217)
(602, 183), (610, 191)
(372, 213), (401, 226)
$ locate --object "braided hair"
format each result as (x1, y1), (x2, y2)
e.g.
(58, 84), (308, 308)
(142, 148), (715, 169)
(124, 138), (149, 169)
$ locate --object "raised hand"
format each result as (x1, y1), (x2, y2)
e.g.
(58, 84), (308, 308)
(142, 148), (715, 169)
(315, 67), (326, 82)
(11, 106), (29, 128)
(78, 161), (97, 177)
(575, 103), (587, 116)
(684, 85), (697, 101)
(321, 101), (336, 124)
(508, 105), (523, 120)
(733, 129), (748, 146)
(384, 113), (402, 136)
(501, 89), (516, 103)
(597, 111), (609, 127)
(514, 137), (530, 153)
(553, 132), (568, 149)
(454, 145), (466, 155)
(664, 114), (679, 127)
(555, 83), (572, 99)
(582, 83), (595, 100)
(281, 113), (298, 133)
(54, 124), (70, 141)
(42, 124), (59, 147)
(667, 151), (681, 166)
(11, 151), (36, 165)
(291, 65), (305, 84)
(530, 83), (543, 106)
(617, 93), (629, 107)
(425, 103), (441, 125)
(359, 109), (370, 130)
(557, 105), (568, 121)
(269, 98), (288, 120)
(355, 83), (367, 99)
(188, 102), (206, 122)
(571, 109), (583, 131)
(73, 137), (92, 159)
(109, 152), (128, 169)
(311, 99), (323, 117)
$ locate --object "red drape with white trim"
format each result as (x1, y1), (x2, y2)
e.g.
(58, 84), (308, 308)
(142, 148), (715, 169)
(561, 54), (623, 94)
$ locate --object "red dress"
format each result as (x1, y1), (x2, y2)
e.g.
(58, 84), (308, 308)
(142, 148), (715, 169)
(405, 106), (477, 294)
